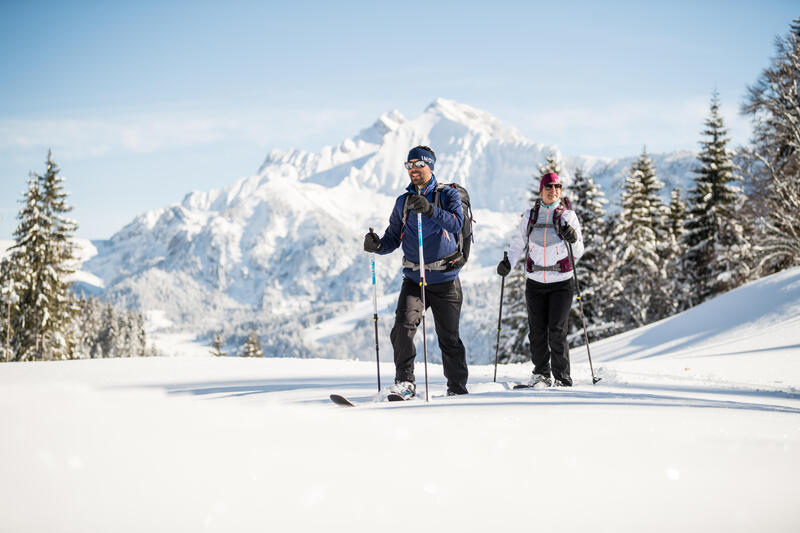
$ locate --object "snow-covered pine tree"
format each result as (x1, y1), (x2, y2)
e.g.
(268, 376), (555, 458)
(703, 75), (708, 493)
(99, 303), (117, 358)
(536, 150), (563, 183)
(135, 313), (147, 357)
(37, 152), (79, 359)
(567, 167), (616, 343)
(1, 153), (79, 361)
(114, 311), (129, 357)
(683, 91), (751, 305)
(609, 148), (669, 328)
(87, 297), (104, 358)
(741, 18), (800, 274)
(123, 310), (139, 358)
(75, 296), (96, 358)
(667, 187), (687, 246)
(210, 333), (226, 357)
(5, 175), (47, 361)
(241, 331), (264, 357)
(665, 187), (689, 314)
(0, 265), (20, 362)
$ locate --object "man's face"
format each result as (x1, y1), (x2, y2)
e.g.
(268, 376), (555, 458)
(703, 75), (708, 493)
(407, 159), (433, 189)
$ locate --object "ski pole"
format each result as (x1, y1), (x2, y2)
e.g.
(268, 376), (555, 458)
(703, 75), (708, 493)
(493, 251), (508, 382)
(567, 241), (601, 384)
(417, 210), (430, 402)
(369, 228), (381, 392)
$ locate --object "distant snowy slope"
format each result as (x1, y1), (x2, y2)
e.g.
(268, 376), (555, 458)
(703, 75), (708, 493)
(594, 267), (800, 360)
(589, 266), (800, 390)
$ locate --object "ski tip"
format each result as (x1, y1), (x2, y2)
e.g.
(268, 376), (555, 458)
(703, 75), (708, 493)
(330, 394), (355, 407)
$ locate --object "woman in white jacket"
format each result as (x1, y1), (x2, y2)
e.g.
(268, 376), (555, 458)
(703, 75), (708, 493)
(496, 172), (584, 387)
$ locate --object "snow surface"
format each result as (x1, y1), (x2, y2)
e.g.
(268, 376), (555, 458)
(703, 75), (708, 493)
(1, 268), (799, 532)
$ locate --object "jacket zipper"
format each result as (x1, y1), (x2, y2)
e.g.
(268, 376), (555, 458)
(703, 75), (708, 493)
(543, 207), (550, 282)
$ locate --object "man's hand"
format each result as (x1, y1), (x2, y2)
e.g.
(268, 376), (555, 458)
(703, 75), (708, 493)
(559, 220), (577, 244)
(364, 230), (381, 253)
(407, 194), (434, 218)
(496, 256), (512, 277)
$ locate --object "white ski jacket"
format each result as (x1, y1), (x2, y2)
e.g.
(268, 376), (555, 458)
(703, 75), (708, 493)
(507, 202), (584, 284)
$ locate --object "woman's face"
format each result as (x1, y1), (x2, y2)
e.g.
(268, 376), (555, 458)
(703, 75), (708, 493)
(541, 182), (562, 204)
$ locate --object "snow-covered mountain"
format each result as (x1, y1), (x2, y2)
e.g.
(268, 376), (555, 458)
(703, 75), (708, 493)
(80, 98), (699, 354)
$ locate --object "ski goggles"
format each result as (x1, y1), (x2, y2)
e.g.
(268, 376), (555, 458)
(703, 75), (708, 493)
(404, 160), (429, 170)
(542, 183), (562, 190)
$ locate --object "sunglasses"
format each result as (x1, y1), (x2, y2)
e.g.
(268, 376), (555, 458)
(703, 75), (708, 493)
(543, 184), (562, 190)
(404, 160), (428, 170)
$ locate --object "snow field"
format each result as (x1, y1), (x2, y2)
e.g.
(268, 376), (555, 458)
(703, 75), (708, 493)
(1, 356), (798, 532)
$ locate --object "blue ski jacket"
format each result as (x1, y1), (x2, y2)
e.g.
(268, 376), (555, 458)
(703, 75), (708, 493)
(377, 175), (465, 285)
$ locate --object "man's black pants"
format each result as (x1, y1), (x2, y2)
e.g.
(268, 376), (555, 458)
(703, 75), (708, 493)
(389, 277), (468, 394)
(525, 278), (574, 385)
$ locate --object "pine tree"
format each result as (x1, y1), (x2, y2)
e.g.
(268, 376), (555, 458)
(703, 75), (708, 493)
(567, 167), (616, 342)
(609, 148), (669, 328)
(0, 153), (79, 361)
(683, 91), (751, 305)
(241, 331), (264, 358)
(75, 296), (94, 358)
(210, 333), (227, 357)
(38, 152), (79, 359)
(537, 150), (563, 177)
(86, 297), (104, 358)
(100, 303), (117, 358)
(0, 265), (20, 362)
(5, 176), (48, 360)
(665, 187), (689, 314)
(135, 313), (147, 357)
(115, 311), (129, 357)
(667, 188), (687, 245)
(741, 18), (800, 274)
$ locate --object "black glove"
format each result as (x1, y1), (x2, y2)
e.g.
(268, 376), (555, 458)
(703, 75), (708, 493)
(364, 230), (381, 253)
(496, 256), (511, 277)
(407, 194), (434, 218)
(559, 220), (577, 244)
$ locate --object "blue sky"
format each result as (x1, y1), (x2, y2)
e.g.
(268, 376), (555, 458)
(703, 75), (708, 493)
(1, 1), (797, 240)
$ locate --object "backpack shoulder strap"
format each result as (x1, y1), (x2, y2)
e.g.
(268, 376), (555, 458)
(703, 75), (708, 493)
(400, 193), (412, 239)
(526, 199), (541, 239)
(433, 183), (448, 209)
(524, 199), (541, 266)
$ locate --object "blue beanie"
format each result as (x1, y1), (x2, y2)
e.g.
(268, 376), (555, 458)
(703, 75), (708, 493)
(407, 147), (435, 172)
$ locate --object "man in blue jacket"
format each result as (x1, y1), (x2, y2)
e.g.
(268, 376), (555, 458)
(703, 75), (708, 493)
(363, 146), (468, 398)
